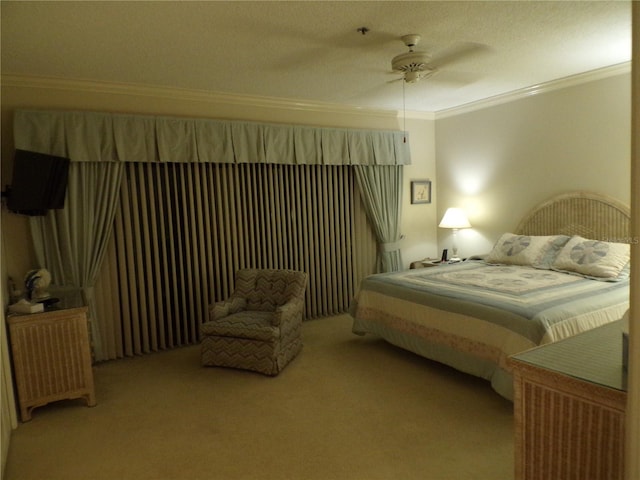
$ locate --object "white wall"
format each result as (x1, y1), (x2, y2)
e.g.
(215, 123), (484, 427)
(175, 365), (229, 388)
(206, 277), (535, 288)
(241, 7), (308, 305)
(435, 72), (631, 257)
(401, 115), (439, 263)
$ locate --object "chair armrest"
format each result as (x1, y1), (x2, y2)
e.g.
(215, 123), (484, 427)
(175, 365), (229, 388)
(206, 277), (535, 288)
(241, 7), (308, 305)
(209, 296), (246, 321)
(271, 299), (304, 326)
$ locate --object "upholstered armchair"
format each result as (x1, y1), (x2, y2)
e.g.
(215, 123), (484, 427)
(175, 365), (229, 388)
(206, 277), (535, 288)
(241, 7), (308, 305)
(200, 268), (308, 376)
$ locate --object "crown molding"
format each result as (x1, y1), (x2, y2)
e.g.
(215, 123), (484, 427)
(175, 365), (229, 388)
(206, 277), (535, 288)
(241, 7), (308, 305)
(435, 62), (631, 119)
(2, 64), (628, 122)
(1, 74), (436, 121)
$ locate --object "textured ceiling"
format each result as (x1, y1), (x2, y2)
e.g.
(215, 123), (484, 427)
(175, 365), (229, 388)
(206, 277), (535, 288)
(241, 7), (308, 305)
(0, 1), (632, 113)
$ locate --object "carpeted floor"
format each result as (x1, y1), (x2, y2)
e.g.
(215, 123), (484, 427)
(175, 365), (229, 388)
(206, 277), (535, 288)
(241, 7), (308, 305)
(4, 315), (514, 480)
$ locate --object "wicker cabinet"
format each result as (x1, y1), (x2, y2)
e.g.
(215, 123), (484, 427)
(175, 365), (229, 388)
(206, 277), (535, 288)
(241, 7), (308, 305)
(510, 321), (627, 480)
(7, 306), (96, 421)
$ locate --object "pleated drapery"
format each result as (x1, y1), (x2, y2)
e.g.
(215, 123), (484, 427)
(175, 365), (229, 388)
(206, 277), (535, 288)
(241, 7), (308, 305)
(354, 165), (404, 272)
(13, 110), (411, 166)
(29, 162), (124, 360)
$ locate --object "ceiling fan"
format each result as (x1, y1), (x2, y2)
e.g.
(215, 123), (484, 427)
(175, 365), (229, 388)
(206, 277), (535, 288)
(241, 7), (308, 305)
(391, 34), (436, 83)
(390, 34), (489, 84)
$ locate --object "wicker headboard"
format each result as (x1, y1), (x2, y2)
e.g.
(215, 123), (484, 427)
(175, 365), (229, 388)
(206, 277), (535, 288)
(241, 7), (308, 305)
(515, 191), (631, 243)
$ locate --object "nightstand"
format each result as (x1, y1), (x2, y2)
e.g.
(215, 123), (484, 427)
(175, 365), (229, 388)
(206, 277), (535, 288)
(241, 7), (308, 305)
(8, 306), (96, 421)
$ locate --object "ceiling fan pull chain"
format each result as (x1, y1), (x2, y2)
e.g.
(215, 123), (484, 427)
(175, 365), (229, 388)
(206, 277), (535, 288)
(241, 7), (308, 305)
(403, 80), (407, 143)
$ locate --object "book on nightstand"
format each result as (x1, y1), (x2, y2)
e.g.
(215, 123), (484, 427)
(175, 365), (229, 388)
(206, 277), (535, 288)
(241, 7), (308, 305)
(8, 299), (44, 314)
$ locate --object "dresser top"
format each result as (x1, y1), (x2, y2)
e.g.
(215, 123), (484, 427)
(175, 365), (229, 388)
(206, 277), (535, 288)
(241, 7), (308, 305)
(511, 320), (627, 392)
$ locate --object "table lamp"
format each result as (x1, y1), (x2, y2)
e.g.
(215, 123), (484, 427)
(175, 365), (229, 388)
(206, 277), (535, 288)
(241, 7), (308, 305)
(438, 207), (471, 262)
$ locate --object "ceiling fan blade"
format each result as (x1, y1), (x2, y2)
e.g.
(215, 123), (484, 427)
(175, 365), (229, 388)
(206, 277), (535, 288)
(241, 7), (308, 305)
(349, 29), (398, 48)
(428, 70), (482, 86)
(346, 81), (400, 105)
(428, 42), (493, 69)
(273, 46), (333, 70)
(273, 29), (397, 70)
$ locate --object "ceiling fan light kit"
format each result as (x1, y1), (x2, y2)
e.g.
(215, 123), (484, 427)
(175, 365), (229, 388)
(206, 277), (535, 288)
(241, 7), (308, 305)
(402, 70), (431, 84)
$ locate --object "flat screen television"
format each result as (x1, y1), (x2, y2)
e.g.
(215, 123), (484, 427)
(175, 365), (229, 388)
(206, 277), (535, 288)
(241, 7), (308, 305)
(7, 149), (71, 216)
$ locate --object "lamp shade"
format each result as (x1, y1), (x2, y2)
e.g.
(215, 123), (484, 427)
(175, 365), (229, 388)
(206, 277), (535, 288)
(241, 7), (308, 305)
(438, 208), (471, 229)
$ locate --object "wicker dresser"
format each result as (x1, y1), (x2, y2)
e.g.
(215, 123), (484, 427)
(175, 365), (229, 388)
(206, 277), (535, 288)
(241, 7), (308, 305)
(7, 306), (96, 421)
(510, 320), (627, 480)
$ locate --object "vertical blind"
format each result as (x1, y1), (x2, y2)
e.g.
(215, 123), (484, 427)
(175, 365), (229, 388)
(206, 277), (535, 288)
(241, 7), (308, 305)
(94, 162), (377, 360)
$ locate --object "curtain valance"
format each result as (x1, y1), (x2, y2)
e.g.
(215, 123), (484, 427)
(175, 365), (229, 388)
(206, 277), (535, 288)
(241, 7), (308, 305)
(14, 109), (411, 166)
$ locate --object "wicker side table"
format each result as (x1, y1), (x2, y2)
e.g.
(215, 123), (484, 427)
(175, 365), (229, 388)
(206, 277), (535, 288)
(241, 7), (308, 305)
(7, 306), (96, 421)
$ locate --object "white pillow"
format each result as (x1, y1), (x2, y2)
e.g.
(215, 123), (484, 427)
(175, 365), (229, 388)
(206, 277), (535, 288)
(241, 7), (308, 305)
(551, 236), (630, 279)
(485, 233), (570, 269)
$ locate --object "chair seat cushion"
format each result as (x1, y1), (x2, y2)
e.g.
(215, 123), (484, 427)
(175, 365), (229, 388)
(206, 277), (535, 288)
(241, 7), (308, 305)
(200, 311), (278, 342)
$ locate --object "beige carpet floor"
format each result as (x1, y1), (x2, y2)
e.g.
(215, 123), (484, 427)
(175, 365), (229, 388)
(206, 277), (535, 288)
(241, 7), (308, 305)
(4, 315), (514, 480)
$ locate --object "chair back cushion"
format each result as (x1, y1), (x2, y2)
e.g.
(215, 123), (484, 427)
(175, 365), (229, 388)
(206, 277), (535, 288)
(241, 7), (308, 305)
(235, 269), (307, 311)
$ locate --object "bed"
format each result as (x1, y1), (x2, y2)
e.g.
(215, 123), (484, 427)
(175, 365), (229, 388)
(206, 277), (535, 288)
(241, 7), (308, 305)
(350, 192), (631, 400)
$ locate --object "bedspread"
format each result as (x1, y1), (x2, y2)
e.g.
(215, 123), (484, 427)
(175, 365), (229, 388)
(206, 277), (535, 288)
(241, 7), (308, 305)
(350, 261), (629, 399)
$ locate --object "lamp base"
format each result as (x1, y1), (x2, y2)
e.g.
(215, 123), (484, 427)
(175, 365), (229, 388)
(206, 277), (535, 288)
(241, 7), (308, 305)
(449, 243), (462, 263)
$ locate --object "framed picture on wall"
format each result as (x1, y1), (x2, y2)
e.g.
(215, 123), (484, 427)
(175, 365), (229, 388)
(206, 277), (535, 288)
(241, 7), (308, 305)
(411, 180), (431, 204)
